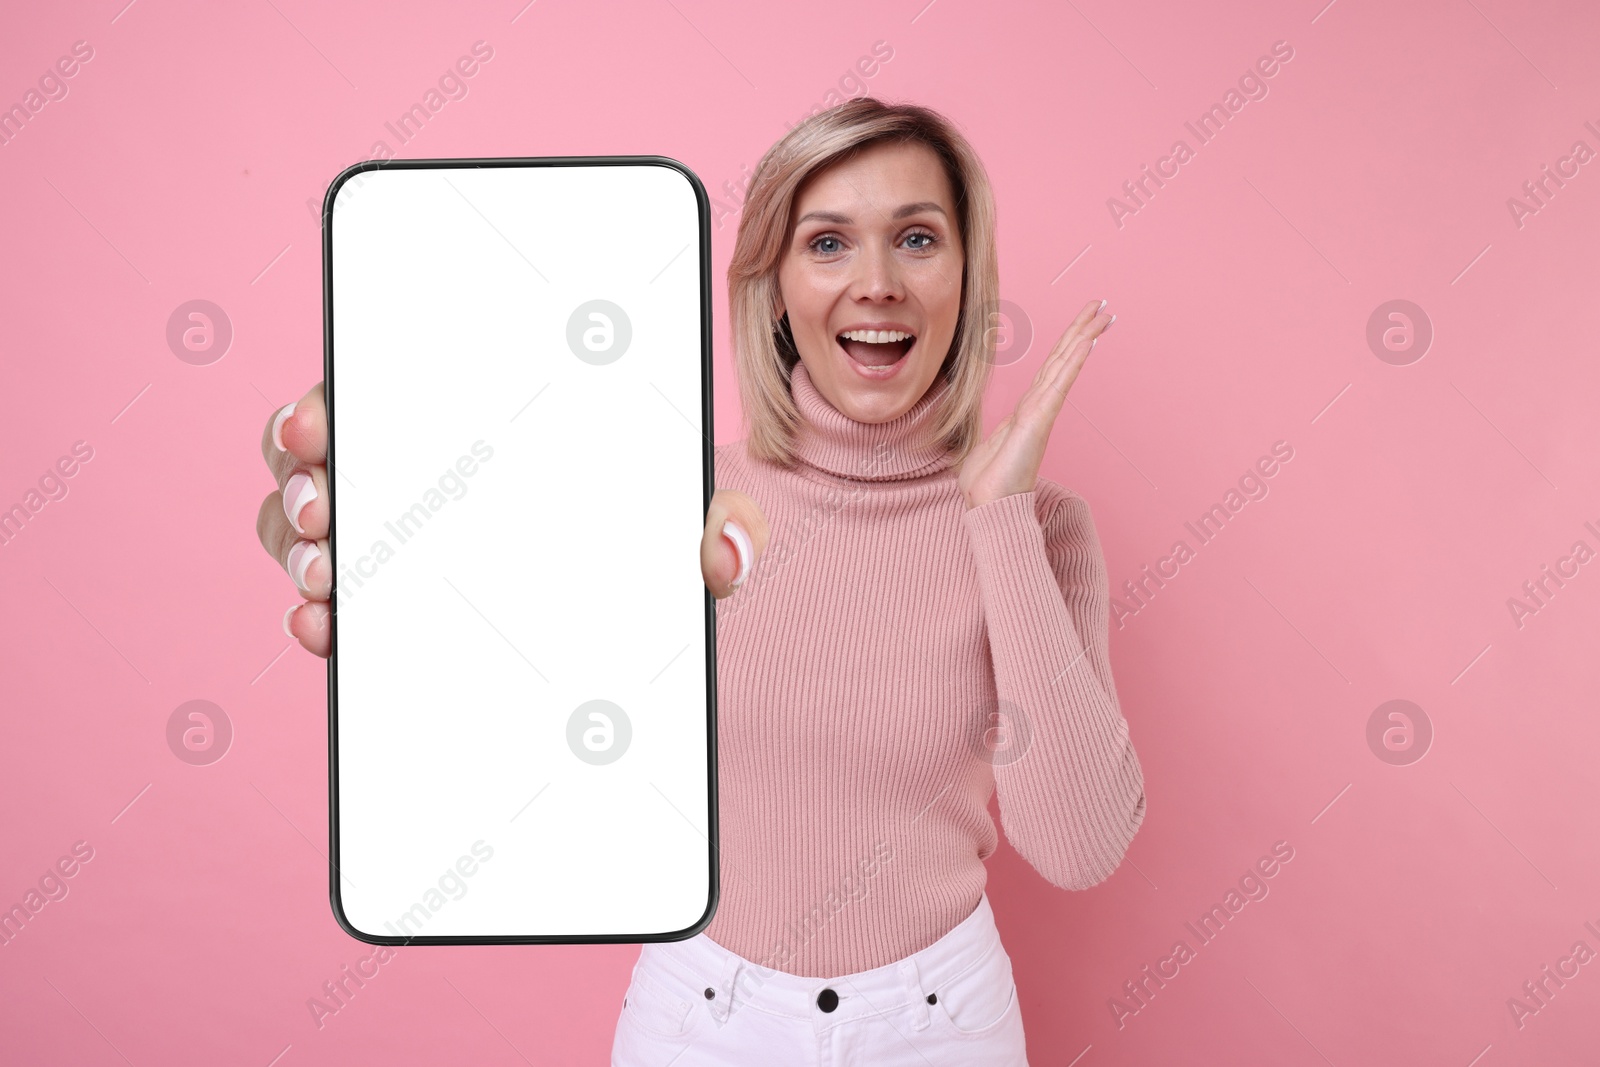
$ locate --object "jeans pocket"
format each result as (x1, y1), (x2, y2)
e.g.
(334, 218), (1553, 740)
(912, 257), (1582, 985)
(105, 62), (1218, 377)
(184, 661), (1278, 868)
(927, 942), (1019, 1038)
(621, 964), (698, 1041)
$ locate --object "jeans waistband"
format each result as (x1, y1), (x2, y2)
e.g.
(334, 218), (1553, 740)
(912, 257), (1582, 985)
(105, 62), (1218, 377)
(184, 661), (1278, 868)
(636, 892), (1002, 1030)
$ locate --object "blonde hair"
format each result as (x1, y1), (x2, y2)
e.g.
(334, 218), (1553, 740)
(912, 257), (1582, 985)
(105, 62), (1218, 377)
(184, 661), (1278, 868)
(727, 97), (999, 468)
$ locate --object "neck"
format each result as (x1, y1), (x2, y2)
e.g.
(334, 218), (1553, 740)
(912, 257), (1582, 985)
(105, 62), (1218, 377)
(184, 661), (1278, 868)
(787, 360), (957, 482)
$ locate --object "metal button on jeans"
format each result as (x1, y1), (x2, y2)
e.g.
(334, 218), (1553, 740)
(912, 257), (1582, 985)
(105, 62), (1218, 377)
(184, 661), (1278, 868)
(816, 988), (839, 1012)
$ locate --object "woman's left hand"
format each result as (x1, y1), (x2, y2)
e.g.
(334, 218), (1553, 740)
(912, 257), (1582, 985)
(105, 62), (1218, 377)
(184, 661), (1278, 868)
(958, 298), (1115, 510)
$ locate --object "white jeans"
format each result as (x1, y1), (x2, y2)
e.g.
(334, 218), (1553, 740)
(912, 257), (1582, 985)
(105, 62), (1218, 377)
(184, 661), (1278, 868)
(610, 892), (1028, 1066)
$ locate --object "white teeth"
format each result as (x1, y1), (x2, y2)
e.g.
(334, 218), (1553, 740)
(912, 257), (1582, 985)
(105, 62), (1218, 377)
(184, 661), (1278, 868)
(839, 329), (913, 344)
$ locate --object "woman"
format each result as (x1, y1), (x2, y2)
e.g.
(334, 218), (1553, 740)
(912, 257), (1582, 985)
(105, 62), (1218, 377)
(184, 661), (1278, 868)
(257, 98), (1145, 1066)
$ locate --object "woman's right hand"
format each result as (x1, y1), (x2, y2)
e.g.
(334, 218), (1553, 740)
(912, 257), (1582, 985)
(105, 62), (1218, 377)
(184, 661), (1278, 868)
(260, 381), (768, 658)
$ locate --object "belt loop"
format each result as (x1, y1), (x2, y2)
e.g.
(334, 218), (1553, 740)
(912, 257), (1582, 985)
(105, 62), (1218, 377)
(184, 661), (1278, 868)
(896, 958), (931, 1031)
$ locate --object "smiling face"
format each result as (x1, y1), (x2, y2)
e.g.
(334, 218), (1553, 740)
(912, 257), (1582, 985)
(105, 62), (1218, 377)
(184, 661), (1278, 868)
(775, 139), (966, 424)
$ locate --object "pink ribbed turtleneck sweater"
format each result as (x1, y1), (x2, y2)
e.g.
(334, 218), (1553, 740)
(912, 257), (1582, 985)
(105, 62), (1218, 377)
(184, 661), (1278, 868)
(703, 359), (1146, 977)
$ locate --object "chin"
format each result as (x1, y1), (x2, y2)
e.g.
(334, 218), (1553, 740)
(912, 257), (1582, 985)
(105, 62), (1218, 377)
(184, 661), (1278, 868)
(831, 359), (938, 422)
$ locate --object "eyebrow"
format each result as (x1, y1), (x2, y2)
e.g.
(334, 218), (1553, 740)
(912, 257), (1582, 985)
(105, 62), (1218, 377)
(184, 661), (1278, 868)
(795, 201), (948, 226)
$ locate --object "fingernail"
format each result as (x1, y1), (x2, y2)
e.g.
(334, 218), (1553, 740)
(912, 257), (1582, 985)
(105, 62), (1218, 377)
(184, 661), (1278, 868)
(288, 540), (321, 594)
(283, 472), (317, 534)
(283, 603), (299, 637)
(272, 403), (297, 451)
(1106, 313), (1117, 330)
(1098, 299), (1107, 313)
(722, 519), (753, 590)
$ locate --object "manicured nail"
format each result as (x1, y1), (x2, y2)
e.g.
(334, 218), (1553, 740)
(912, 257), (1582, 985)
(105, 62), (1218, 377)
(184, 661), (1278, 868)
(1097, 299), (1107, 313)
(272, 403), (297, 451)
(1105, 313), (1117, 330)
(283, 603), (299, 637)
(722, 519), (753, 589)
(288, 540), (321, 594)
(283, 472), (317, 534)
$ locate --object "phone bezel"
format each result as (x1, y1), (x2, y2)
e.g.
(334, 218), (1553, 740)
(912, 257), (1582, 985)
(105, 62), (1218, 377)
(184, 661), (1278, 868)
(321, 155), (719, 946)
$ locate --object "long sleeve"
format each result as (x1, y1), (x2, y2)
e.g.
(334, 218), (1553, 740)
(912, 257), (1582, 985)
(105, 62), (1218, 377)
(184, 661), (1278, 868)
(707, 366), (1155, 974)
(961, 486), (1147, 890)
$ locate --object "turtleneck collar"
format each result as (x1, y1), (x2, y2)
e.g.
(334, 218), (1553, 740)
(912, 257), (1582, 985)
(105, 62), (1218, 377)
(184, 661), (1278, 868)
(788, 359), (958, 482)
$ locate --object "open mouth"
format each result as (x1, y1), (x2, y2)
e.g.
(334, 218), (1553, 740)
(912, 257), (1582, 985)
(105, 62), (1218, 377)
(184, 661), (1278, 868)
(836, 330), (917, 368)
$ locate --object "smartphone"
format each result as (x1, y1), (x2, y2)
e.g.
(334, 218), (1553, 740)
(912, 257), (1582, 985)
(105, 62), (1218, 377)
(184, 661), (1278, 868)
(322, 156), (716, 944)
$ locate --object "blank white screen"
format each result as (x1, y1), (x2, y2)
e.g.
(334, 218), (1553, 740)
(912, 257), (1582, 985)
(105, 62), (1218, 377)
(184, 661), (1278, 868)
(328, 161), (713, 941)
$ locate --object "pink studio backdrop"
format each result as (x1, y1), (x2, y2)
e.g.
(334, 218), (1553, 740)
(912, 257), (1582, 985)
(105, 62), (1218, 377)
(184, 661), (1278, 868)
(2, 0), (1597, 1063)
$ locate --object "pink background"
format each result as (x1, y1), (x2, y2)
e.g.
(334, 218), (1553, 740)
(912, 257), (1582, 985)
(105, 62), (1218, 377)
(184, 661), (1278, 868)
(3, 0), (1597, 1063)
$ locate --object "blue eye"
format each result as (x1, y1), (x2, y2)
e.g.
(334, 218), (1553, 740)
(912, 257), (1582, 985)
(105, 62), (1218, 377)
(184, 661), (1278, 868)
(807, 230), (938, 255)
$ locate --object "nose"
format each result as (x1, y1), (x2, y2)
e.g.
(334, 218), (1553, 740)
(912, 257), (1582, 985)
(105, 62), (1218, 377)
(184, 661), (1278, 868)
(849, 239), (904, 304)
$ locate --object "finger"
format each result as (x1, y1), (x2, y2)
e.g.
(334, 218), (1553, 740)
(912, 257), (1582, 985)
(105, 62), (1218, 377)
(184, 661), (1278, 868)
(1036, 321), (1100, 399)
(994, 314), (1110, 466)
(1047, 333), (1095, 396)
(1022, 336), (1079, 409)
(280, 464), (329, 540)
(257, 491), (332, 601)
(1042, 302), (1114, 376)
(1048, 299), (1103, 362)
(702, 489), (769, 600)
(1036, 318), (1106, 403)
(1071, 298), (1106, 334)
(261, 382), (329, 479)
(284, 600), (332, 659)
(1003, 339), (1091, 450)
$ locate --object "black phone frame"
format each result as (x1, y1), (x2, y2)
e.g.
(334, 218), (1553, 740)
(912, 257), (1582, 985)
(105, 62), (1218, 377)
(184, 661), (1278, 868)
(320, 155), (719, 946)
